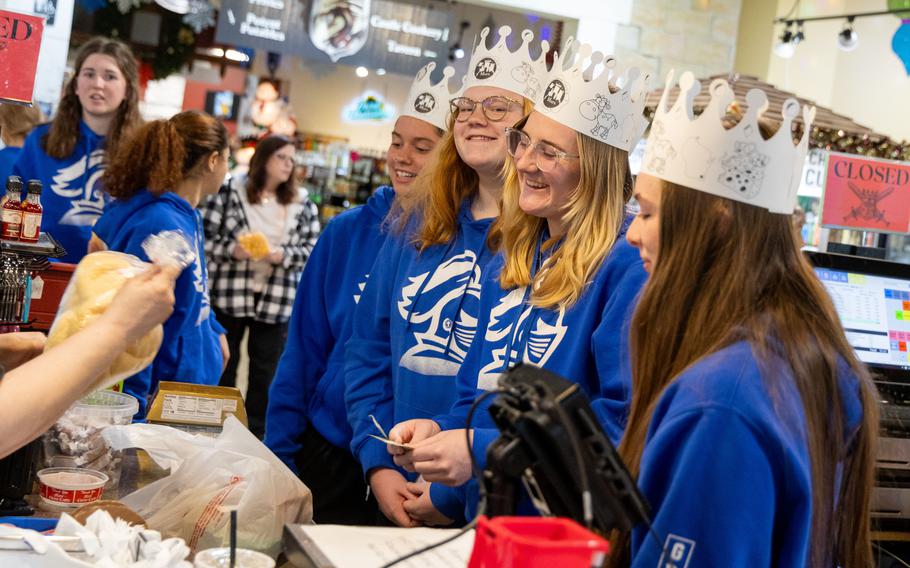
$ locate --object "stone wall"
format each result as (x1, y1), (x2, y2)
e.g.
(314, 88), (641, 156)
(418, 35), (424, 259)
(614, 0), (743, 81)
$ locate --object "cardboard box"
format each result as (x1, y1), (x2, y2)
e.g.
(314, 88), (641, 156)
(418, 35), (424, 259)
(146, 381), (248, 436)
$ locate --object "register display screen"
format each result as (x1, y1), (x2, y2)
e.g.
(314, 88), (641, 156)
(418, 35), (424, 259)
(815, 267), (910, 372)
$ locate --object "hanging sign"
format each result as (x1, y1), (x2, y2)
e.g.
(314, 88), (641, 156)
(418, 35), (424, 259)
(342, 91), (395, 122)
(820, 151), (910, 234)
(0, 9), (44, 105)
(215, 0), (451, 76)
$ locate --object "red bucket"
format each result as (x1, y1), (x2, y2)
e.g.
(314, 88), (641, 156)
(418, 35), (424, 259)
(468, 516), (610, 568)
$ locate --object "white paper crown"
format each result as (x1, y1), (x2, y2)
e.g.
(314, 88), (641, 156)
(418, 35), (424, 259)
(400, 62), (460, 131)
(640, 70), (816, 214)
(461, 26), (550, 100)
(534, 39), (650, 152)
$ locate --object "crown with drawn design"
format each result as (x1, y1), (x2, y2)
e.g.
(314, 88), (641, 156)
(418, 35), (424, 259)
(400, 62), (460, 131)
(640, 70), (816, 214)
(461, 26), (550, 100)
(534, 39), (650, 152)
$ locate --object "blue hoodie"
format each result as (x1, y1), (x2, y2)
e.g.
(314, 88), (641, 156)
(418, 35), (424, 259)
(630, 341), (863, 567)
(13, 122), (108, 263)
(345, 199), (496, 477)
(92, 189), (224, 417)
(264, 186), (395, 473)
(430, 219), (647, 519)
(0, 146), (21, 186)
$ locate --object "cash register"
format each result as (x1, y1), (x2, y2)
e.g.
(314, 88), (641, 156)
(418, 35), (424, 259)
(807, 251), (910, 529)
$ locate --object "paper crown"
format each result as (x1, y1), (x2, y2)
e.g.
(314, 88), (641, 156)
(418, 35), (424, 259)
(640, 70), (816, 214)
(461, 26), (550, 100)
(399, 62), (460, 131)
(534, 39), (650, 152)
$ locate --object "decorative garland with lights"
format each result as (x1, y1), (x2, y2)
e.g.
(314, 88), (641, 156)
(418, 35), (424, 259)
(810, 127), (910, 162)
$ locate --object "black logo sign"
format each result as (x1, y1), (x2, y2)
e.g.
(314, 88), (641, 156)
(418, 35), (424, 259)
(414, 92), (435, 114)
(543, 80), (567, 109)
(474, 58), (497, 80)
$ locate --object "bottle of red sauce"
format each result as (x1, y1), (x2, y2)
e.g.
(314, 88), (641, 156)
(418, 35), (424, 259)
(20, 180), (43, 244)
(1, 176), (24, 240)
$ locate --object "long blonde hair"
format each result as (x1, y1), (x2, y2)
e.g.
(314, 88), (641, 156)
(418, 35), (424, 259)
(393, 98), (534, 251)
(497, 122), (632, 308)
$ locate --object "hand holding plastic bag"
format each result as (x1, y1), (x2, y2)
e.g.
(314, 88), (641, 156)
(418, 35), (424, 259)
(104, 417), (313, 558)
(45, 231), (194, 393)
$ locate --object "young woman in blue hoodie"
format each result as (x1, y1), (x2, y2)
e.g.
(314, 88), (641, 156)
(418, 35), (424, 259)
(92, 111), (230, 417)
(263, 62), (453, 525)
(344, 27), (544, 527)
(616, 73), (878, 567)
(14, 37), (142, 263)
(387, 44), (650, 525)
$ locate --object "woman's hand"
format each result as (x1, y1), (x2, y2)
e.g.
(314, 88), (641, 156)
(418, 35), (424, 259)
(99, 264), (179, 344)
(267, 248), (284, 266)
(0, 332), (47, 370)
(388, 419), (441, 470)
(368, 468), (421, 527)
(408, 429), (475, 487)
(404, 480), (454, 526)
(232, 244), (251, 261)
(219, 334), (230, 372)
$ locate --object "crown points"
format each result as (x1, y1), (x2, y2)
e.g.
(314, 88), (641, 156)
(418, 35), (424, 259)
(400, 61), (460, 131)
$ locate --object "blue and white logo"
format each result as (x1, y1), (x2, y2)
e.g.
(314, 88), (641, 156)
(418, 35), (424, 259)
(658, 534), (695, 568)
(52, 149), (107, 226)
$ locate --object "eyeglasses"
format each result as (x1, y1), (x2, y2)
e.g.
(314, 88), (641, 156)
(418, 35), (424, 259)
(273, 154), (296, 164)
(450, 96), (521, 123)
(505, 128), (579, 173)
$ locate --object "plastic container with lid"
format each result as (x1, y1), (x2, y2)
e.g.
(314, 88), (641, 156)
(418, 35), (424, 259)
(42, 390), (139, 489)
(194, 548), (275, 568)
(37, 467), (108, 508)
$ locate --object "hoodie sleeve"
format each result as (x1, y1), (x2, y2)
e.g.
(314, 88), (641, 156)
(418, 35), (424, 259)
(631, 407), (778, 568)
(201, 187), (243, 264)
(11, 128), (42, 180)
(280, 199), (320, 272)
(343, 234), (405, 476)
(264, 222), (337, 473)
(590, 246), (646, 445)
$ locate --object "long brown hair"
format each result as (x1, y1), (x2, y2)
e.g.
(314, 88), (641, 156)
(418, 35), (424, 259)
(103, 111), (228, 199)
(245, 135), (297, 205)
(0, 103), (44, 140)
(613, 180), (878, 566)
(394, 98), (533, 251)
(43, 37), (142, 159)
(498, 123), (632, 308)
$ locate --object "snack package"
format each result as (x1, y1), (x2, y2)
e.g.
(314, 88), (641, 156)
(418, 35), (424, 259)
(237, 231), (270, 261)
(45, 231), (194, 393)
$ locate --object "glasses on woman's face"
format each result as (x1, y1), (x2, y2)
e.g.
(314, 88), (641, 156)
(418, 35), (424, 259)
(505, 128), (580, 173)
(450, 95), (521, 123)
(272, 153), (295, 165)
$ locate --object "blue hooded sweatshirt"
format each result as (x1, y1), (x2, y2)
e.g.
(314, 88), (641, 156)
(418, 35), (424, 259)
(92, 189), (224, 417)
(344, 199), (496, 477)
(630, 341), (863, 567)
(0, 146), (21, 186)
(13, 122), (109, 263)
(429, 218), (647, 520)
(264, 186), (395, 473)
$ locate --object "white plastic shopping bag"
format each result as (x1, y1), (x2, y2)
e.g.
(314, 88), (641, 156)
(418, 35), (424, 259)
(103, 417), (312, 558)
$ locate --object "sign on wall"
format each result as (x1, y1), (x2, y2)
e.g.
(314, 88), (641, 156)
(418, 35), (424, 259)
(0, 8), (44, 105)
(821, 152), (910, 234)
(216, 0), (451, 76)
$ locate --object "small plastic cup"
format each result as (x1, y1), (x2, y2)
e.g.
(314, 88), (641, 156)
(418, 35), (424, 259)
(193, 548), (275, 568)
(37, 467), (108, 508)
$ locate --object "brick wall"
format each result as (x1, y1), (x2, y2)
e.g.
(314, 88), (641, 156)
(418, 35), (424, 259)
(614, 0), (743, 81)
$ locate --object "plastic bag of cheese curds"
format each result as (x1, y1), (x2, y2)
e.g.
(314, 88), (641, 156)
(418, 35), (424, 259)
(45, 231), (195, 393)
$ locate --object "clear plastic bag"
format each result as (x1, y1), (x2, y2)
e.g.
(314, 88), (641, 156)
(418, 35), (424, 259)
(44, 231), (194, 393)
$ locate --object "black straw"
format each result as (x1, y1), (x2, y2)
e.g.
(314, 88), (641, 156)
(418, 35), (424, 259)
(230, 509), (237, 568)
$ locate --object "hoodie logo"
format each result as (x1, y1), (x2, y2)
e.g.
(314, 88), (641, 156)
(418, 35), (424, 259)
(52, 149), (107, 226)
(476, 286), (568, 391)
(397, 251), (482, 376)
(191, 226), (210, 326)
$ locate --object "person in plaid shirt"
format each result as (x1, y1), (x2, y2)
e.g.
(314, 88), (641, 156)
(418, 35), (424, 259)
(201, 136), (320, 437)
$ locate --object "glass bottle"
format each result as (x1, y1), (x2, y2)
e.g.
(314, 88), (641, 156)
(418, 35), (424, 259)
(19, 180), (42, 244)
(1, 176), (24, 240)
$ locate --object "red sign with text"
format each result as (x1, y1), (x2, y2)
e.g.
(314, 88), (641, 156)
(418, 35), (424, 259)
(0, 9), (44, 105)
(821, 152), (910, 234)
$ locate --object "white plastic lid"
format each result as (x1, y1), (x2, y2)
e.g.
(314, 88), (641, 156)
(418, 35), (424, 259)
(67, 390), (139, 420)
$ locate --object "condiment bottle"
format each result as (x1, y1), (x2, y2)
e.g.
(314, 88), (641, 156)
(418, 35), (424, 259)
(1, 176), (24, 240)
(20, 180), (43, 244)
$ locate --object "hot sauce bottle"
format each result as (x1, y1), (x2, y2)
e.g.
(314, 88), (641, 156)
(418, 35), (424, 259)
(20, 180), (43, 244)
(2, 176), (24, 240)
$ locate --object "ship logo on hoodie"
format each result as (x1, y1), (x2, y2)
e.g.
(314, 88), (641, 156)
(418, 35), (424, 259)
(397, 251), (482, 377)
(51, 149), (107, 226)
(476, 287), (568, 391)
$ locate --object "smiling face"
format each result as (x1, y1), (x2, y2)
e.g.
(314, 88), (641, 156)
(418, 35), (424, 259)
(387, 115), (442, 196)
(514, 111), (581, 236)
(265, 143), (296, 187)
(627, 173), (663, 273)
(453, 86), (525, 177)
(75, 54), (128, 120)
